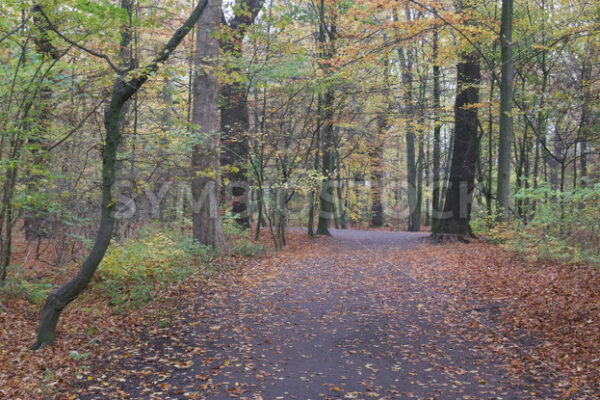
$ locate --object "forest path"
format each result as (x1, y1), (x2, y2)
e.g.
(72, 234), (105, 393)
(82, 229), (557, 399)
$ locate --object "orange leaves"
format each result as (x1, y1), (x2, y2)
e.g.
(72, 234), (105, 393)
(394, 242), (600, 392)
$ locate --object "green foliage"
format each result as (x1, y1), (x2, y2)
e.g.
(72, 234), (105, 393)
(94, 227), (213, 311)
(68, 350), (91, 361)
(221, 212), (265, 257)
(509, 184), (600, 265)
(471, 209), (512, 244)
(0, 269), (54, 305)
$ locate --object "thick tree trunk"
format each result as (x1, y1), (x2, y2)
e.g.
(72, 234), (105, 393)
(220, 80), (251, 227)
(432, 51), (481, 239)
(496, 0), (514, 220)
(400, 46), (418, 232)
(370, 147), (385, 227)
(219, 0), (264, 228)
(32, 0), (209, 349)
(191, 0), (227, 250)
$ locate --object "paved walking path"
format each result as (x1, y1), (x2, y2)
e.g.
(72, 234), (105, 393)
(82, 230), (557, 399)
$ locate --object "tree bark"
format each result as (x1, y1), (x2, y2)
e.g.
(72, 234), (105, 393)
(315, 0), (336, 236)
(316, 89), (336, 235)
(432, 50), (481, 239)
(431, 29), (442, 231)
(191, 0), (228, 250)
(496, 0), (514, 220)
(33, 0), (209, 349)
(370, 45), (391, 228)
(219, 0), (264, 228)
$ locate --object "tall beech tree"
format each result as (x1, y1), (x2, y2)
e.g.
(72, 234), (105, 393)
(432, 47), (481, 240)
(315, 0), (338, 236)
(370, 47), (391, 228)
(219, 0), (264, 228)
(496, 0), (514, 220)
(32, 0), (209, 349)
(191, 0), (228, 250)
(431, 27), (442, 231)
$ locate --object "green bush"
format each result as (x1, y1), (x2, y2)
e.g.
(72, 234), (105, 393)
(221, 211), (265, 257)
(0, 269), (54, 305)
(511, 184), (600, 265)
(95, 227), (213, 311)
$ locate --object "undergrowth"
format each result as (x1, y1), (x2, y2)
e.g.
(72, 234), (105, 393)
(1, 217), (266, 311)
(93, 226), (214, 312)
(0, 267), (53, 305)
(472, 184), (600, 266)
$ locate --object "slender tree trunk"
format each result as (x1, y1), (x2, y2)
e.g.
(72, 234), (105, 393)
(191, 0), (227, 250)
(336, 155), (347, 229)
(22, 5), (62, 242)
(415, 137), (424, 229)
(32, 1), (209, 349)
(317, 89), (336, 235)
(316, 1), (336, 236)
(578, 59), (592, 186)
(370, 46), (390, 228)
(496, 0), (514, 220)
(431, 29), (441, 231)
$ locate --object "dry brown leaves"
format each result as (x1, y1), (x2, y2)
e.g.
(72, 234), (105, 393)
(395, 242), (600, 394)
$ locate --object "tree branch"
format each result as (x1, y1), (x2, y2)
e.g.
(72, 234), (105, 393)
(32, 5), (129, 75)
(0, 16), (31, 44)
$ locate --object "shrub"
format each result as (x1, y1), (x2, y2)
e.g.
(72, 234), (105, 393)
(0, 274), (53, 305)
(511, 184), (600, 265)
(94, 226), (213, 311)
(221, 211), (265, 256)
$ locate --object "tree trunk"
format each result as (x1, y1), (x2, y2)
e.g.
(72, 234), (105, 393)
(317, 90), (336, 235)
(370, 45), (390, 228)
(32, 0), (209, 349)
(431, 29), (441, 231)
(191, 0), (227, 250)
(315, 0), (336, 236)
(432, 50), (481, 240)
(400, 46), (418, 232)
(219, 0), (264, 228)
(336, 155), (347, 229)
(496, 0), (514, 221)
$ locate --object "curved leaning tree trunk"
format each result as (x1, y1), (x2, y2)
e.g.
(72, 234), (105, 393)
(32, 0), (209, 350)
(431, 50), (481, 242)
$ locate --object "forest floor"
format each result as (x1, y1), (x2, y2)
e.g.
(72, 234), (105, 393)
(2, 228), (599, 399)
(69, 229), (599, 400)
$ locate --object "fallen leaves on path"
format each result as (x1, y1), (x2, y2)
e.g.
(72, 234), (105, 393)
(390, 242), (600, 398)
